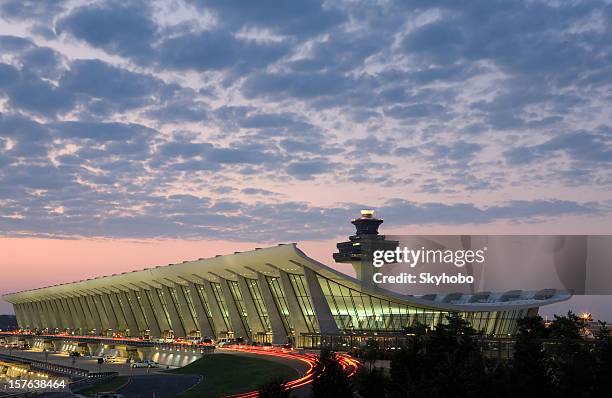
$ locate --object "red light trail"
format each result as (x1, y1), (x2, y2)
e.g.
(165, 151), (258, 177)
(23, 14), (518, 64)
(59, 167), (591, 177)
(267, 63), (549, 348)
(221, 346), (361, 398)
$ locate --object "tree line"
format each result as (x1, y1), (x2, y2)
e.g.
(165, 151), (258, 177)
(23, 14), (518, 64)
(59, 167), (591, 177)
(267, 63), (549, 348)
(260, 311), (612, 398)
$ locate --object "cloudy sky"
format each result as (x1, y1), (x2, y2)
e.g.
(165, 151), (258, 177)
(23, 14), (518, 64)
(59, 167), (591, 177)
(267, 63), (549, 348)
(1, 1), (611, 316)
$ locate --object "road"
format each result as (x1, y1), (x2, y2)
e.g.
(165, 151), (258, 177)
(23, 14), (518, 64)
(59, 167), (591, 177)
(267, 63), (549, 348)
(0, 347), (171, 376)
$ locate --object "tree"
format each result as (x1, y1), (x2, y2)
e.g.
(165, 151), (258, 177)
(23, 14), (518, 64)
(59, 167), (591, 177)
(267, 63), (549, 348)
(596, 320), (609, 340)
(548, 311), (584, 340)
(311, 348), (353, 398)
(511, 315), (552, 396)
(547, 312), (596, 398)
(355, 367), (388, 398)
(259, 378), (292, 398)
(592, 321), (612, 396)
(361, 339), (380, 371)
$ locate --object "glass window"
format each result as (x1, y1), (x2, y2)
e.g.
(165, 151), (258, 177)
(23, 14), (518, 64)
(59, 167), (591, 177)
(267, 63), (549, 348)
(155, 288), (173, 330)
(134, 293), (149, 330)
(195, 284), (216, 334)
(288, 274), (319, 333)
(114, 292), (129, 330)
(315, 275), (450, 332)
(126, 292), (147, 331)
(211, 282), (232, 332)
(266, 277), (293, 335)
(245, 278), (271, 332)
(142, 290), (160, 331)
(168, 287), (187, 332)
(228, 280), (251, 336)
(181, 285), (199, 326)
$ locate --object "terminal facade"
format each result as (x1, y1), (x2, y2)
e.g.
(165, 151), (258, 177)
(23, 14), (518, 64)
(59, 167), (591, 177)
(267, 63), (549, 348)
(2, 212), (570, 348)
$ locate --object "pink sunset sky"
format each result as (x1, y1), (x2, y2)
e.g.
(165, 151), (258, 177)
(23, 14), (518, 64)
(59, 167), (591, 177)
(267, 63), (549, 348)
(1, 1), (611, 319)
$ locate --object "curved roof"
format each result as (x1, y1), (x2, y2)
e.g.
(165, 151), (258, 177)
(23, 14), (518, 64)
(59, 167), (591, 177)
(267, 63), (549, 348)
(1, 243), (571, 311)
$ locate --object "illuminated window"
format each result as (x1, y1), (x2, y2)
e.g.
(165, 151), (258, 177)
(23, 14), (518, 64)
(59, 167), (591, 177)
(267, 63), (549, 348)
(195, 284), (216, 333)
(228, 281), (251, 337)
(155, 288), (173, 330)
(266, 277), (293, 335)
(211, 282), (232, 332)
(134, 293), (150, 330)
(245, 278), (271, 332)
(181, 285), (199, 326)
(168, 287), (187, 332)
(317, 275), (445, 332)
(288, 274), (319, 333)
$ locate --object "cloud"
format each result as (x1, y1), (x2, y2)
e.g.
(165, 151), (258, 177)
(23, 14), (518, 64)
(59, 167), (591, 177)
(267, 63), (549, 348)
(0, 0), (66, 22)
(60, 59), (166, 113)
(50, 121), (154, 142)
(286, 158), (335, 180)
(57, 0), (157, 62)
(505, 130), (612, 165)
(158, 30), (289, 72)
(192, 0), (345, 38)
(0, 0), (611, 242)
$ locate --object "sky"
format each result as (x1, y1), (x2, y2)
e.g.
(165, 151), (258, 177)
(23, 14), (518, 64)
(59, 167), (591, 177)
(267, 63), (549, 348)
(0, 0), (611, 317)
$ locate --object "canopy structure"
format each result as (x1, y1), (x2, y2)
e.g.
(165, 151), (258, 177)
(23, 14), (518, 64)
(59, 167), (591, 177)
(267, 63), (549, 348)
(2, 243), (570, 346)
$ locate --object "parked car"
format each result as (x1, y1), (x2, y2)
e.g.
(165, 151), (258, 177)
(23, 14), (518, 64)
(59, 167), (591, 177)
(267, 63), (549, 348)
(131, 359), (159, 368)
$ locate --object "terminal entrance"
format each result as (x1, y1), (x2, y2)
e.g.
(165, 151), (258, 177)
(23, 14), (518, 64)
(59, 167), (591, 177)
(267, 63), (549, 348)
(253, 332), (273, 344)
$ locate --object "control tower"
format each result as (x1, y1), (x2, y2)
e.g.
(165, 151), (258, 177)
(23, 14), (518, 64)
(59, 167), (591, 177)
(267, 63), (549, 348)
(333, 210), (399, 286)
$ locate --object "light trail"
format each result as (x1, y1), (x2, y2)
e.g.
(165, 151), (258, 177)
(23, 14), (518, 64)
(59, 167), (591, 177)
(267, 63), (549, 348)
(221, 346), (360, 398)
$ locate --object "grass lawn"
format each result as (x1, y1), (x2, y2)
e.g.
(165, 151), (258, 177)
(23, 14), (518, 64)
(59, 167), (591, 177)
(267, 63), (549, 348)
(76, 375), (129, 397)
(168, 353), (298, 398)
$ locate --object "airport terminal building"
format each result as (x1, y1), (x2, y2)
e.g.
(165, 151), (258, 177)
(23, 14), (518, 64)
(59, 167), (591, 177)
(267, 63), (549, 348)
(1, 212), (570, 348)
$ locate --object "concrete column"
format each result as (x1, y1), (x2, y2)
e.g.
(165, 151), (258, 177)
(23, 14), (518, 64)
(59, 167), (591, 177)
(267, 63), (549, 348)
(145, 288), (171, 334)
(91, 295), (110, 332)
(50, 299), (68, 330)
(187, 282), (215, 338)
(36, 301), (49, 329)
(108, 292), (129, 331)
(219, 279), (249, 339)
(70, 296), (89, 332)
(173, 283), (198, 334)
(119, 291), (140, 335)
(127, 290), (148, 333)
(35, 301), (51, 330)
(99, 294), (119, 331)
(57, 298), (74, 330)
(202, 281), (228, 336)
(303, 267), (339, 334)
(22, 303), (34, 328)
(23, 302), (36, 329)
(38, 301), (52, 329)
(85, 295), (103, 333)
(28, 301), (43, 329)
(278, 270), (309, 337)
(16, 303), (31, 329)
(42, 300), (58, 330)
(50, 299), (66, 329)
(76, 295), (95, 332)
(138, 289), (162, 337)
(256, 273), (287, 344)
(12, 304), (24, 329)
(237, 276), (265, 334)
(65, 297), (86, 330)
(55, 298), (73, 330)
(161, 285), (187, 337)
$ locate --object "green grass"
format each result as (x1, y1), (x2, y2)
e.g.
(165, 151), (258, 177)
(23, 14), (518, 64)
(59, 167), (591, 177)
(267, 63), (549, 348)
(168, 353), (298, 398)
(76, 375), (129, 397)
